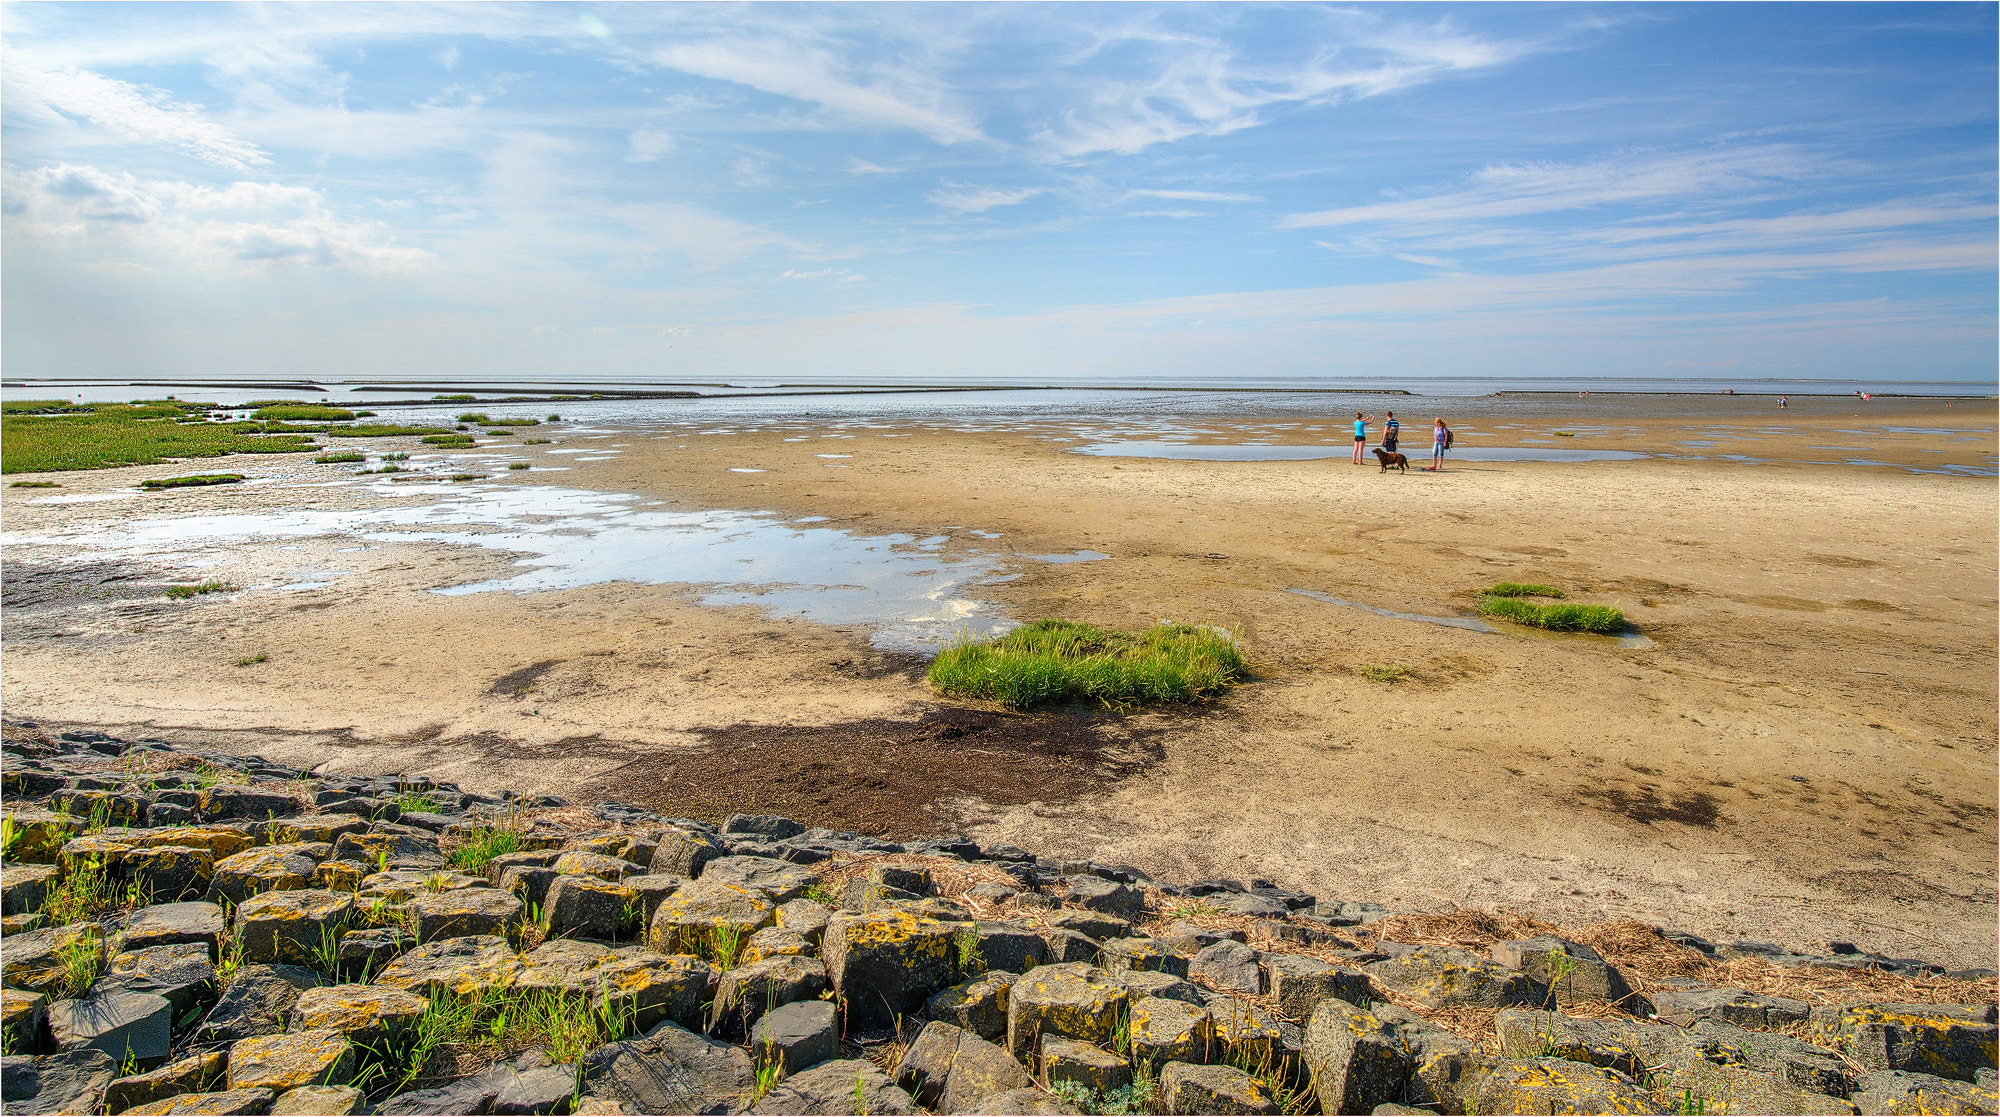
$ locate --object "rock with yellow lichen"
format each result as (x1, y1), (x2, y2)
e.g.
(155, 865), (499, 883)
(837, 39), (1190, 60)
(587, 950), (714, 1032)
(372, 934), (524, 996)
(289, 983), (427, 1045)
(647, 878), (778, 956)
(1811, 1002), (1999, 1083)
(1158, 1060), (1280, 1115)
(820, 907), (958, 1030)
(407, 883), (522, 940)
(234, 889), (353, 965)
(1474, 1057), (1668, 1115)
(1302, 996), (1412, 1115)
(543, 872), (637, 939)
(1852, 1069), (2000, 1115)
(1128, 994), (1215, 1070)
(120, 1086), (278, 1115)
(1365, 945), (1545, 1009)
(1004, 961), (1127, 1062)
(1, 921), (105, 996)
(0, 806), (82, 863)
(708, 954), (829, 1036)
(206, 845), (326, 906)
(224, 1027), (356, 1092)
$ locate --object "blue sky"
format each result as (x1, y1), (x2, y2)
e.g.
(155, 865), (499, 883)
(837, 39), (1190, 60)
(3, 2), (1994, 383)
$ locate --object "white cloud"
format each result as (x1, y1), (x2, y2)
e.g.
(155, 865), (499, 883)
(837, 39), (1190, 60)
(1279, 147), (1813, 229)
(652, 38), (985, 145)
(926, 184), (1045, 213)
(730, 157), (773, 187)
(4, 163), (428, 273)
(1129, 209), (1209, 219)
(5, 56), (270, 172)
(433, 44), (460, 71)
(1126, 189), (1262, 202)
(625, 128), (675, 163)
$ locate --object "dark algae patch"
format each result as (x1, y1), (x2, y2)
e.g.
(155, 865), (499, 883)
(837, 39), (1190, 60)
(1576, 783), (1723, 827)
(488, 659), (566, 697)
(587, 708), (1173, 838)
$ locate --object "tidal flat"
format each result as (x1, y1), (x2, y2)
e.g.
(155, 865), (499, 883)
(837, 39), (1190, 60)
(3, 390), (1995, 967)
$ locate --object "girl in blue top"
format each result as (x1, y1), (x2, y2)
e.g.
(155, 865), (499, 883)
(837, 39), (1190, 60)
(1350, 411), (1375, 464)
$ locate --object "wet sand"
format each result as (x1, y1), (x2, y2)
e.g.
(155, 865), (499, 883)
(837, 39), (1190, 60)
(3, 392), (1994, 967)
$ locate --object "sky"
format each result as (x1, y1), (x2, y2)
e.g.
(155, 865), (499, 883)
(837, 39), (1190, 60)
(3, 2), (1995, 384)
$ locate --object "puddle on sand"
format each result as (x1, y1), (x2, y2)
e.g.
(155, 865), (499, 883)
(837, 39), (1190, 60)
(1031, 550), (1110, 564)
(1288, 588), (1497, 633)
(10, 485), (1015, 651)
(1074, 442), (1647, 463)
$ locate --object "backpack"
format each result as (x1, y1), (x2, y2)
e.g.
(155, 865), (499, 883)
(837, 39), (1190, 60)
(1445, 428), (1454, 449)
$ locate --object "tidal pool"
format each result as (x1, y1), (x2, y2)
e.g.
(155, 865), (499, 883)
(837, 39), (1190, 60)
(9, 484), (1017, 651)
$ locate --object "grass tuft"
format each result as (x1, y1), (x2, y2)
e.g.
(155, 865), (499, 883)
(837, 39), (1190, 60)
(315, 450), (366, 464)
(235, 652), (269, 666)
(508, 462), (531, 470)
(141, 473), (245, 490)
(9, 481), (60, 488)
(166, 580), (236, 599)
(422, 435), (477, 448)
(1359, 663), (1412, 683)
(928, 618), (1246, 709)
(1478, 595), (1626, 633)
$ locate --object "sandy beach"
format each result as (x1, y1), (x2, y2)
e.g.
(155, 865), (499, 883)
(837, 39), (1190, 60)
(4, 390), (1994, 968)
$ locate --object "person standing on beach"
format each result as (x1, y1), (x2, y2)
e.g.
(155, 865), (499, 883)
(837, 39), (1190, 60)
(1351, 411), (1375, 464)
(1779, 396), (1788, 408)
(1428, 418), (1449, 471)
(1382, 411), (1400, 452)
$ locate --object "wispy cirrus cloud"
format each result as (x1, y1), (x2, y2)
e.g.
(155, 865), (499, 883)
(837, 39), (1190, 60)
(926, 184), (1045, 213)
(1279, 146), (1816, 229)
(652, 37), (985, 145)
(4, 55), (270, 172)
(1126, 188), (1262, 202)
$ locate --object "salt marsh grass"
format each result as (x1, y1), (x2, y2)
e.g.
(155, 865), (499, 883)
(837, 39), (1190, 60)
(141, 473), (244, 490)
(929, 619), (1246, 708)
(1479, 595), (1625, 633)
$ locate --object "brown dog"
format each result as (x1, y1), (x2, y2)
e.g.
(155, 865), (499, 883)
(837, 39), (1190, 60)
(1373, 447), (1408, 473)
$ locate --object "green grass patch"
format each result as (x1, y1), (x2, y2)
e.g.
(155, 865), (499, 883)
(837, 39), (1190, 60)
(482, 429), (514, 436)
(9, 481), (60, 488)
(141, 473), (245, 490)
(433, 394), (477, 401)
(455, 412), (490, 423)
(1553, 431), (1577, 437)
(166, 581), (235, 599)
(1478, 596), (1626, 633)
(450, 473), (484, 482)
(3, 404), (319, 473)
(1484, 582), (1563, 598)
(236, 652), (268, 666)
(314, 450), (366, 464)
(928, 618), (1247, 709)
(422, 435), (477, 448)
(508, 462), (530, 470)
(253, 405), (356, 421)
(323, 424), (452, 438)
(522, 439), (552, 445)
(1359, 663), (1412, 683)
(3, 399), (91, 414)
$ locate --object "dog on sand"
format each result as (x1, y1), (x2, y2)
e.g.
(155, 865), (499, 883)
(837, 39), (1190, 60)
(1373, 447), (1408, 473)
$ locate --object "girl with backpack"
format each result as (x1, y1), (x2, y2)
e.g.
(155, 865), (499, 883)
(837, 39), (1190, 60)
(1429, 418), (1451, 471)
